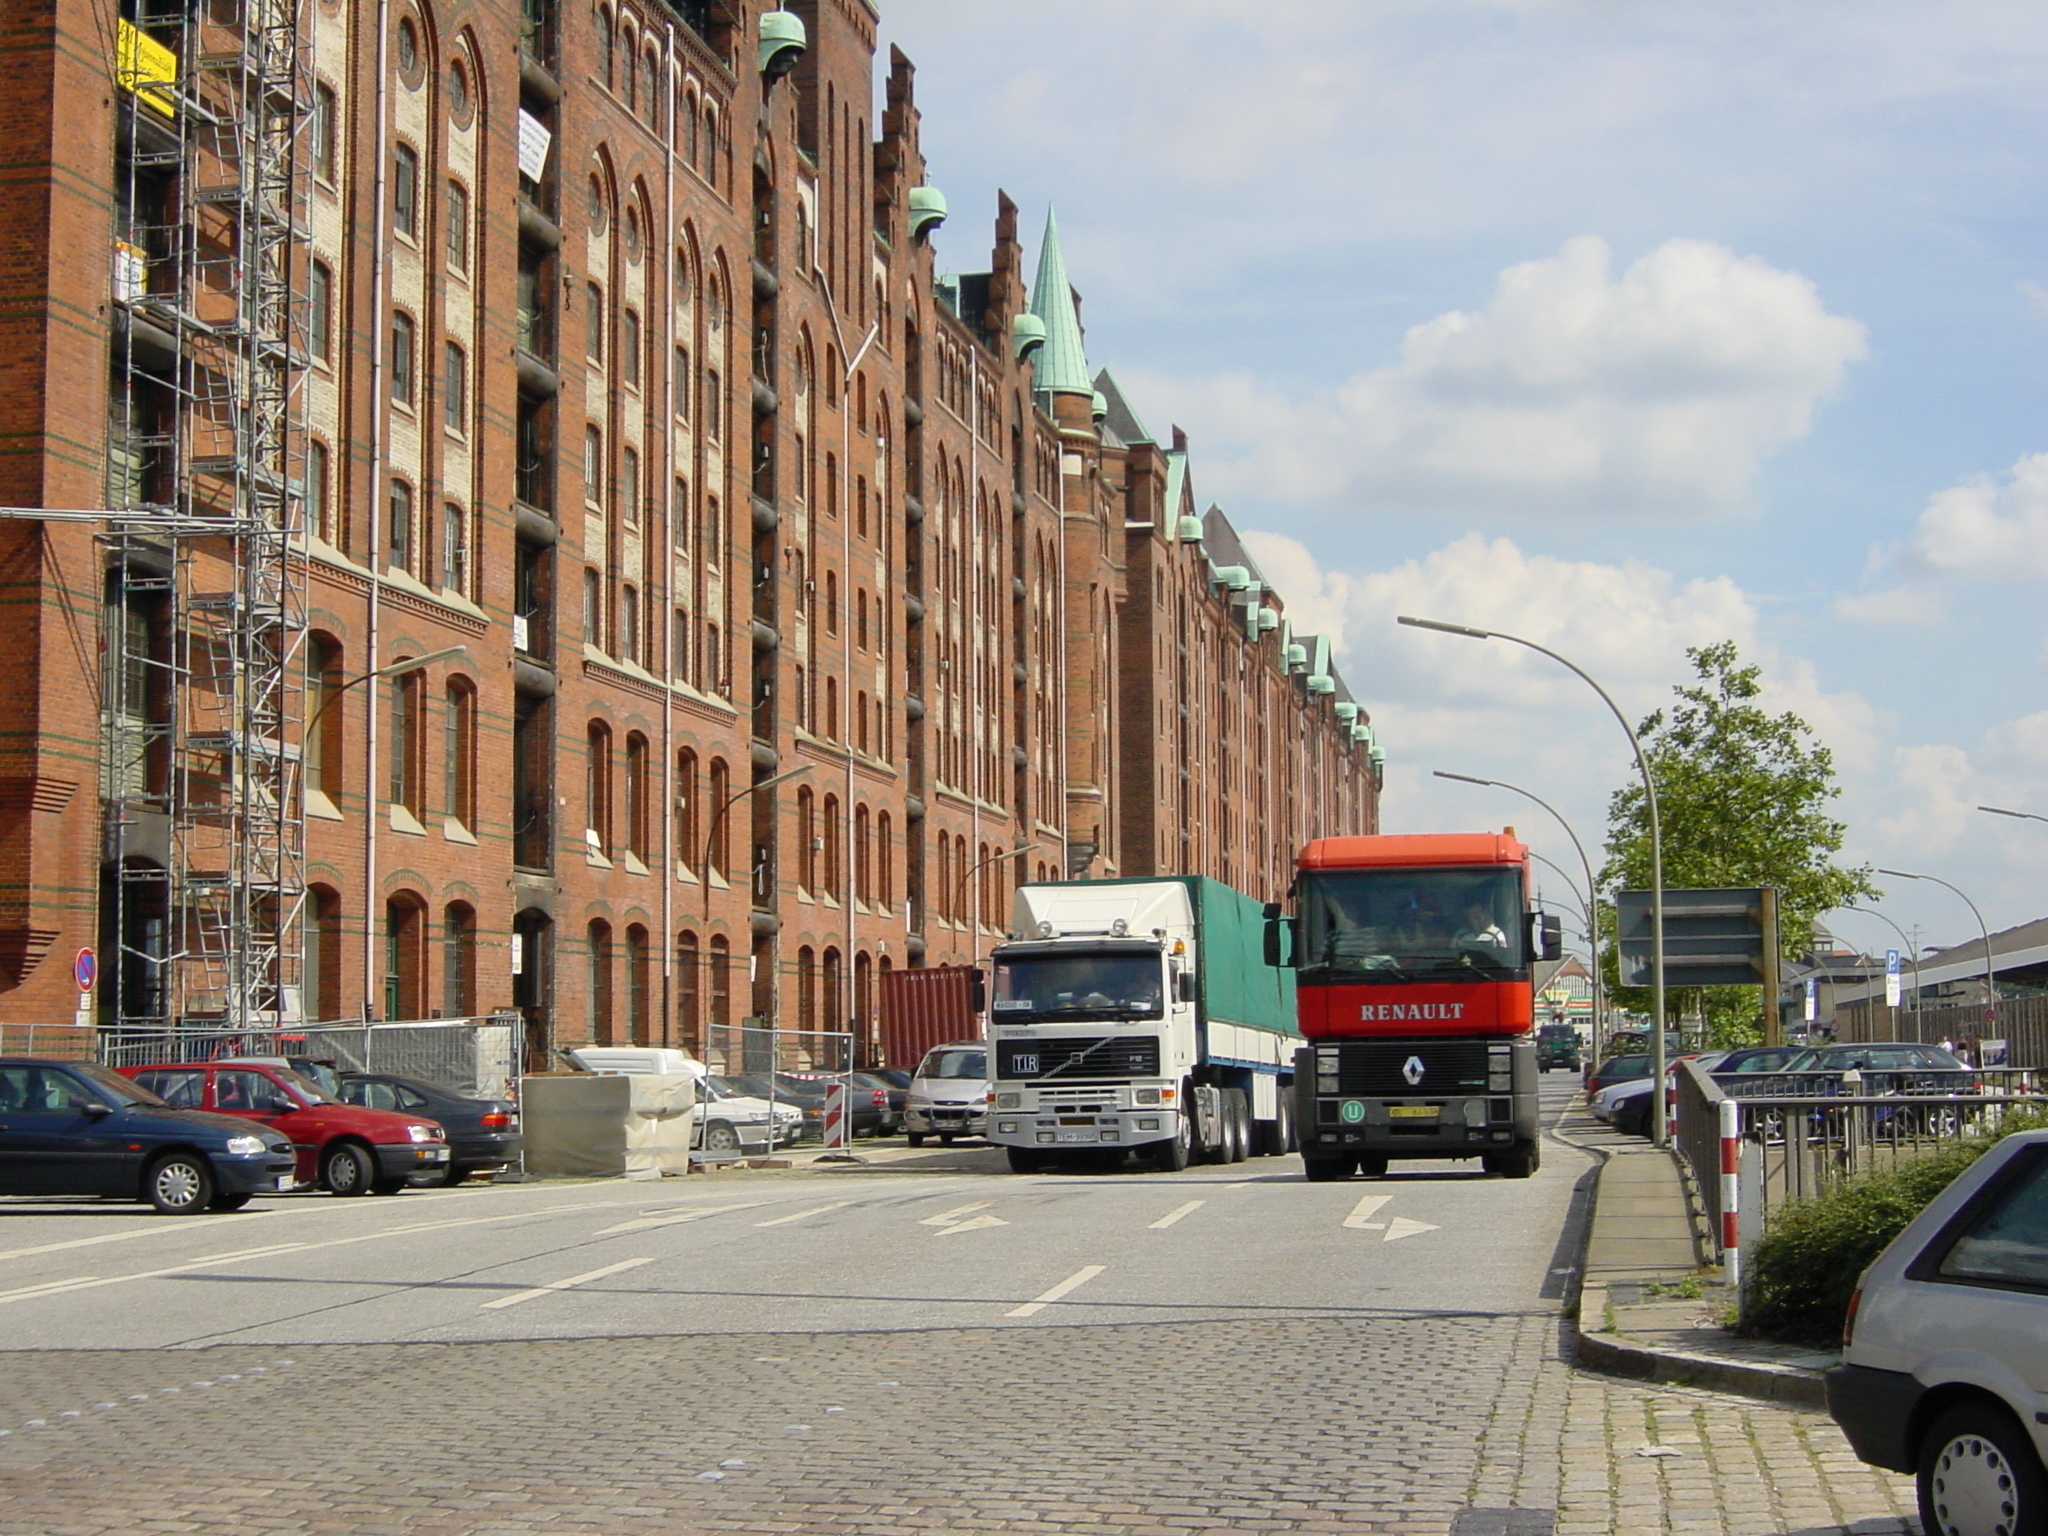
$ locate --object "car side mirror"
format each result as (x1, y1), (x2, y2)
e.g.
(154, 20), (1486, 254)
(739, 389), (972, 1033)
(82, 1099), (113, 1117)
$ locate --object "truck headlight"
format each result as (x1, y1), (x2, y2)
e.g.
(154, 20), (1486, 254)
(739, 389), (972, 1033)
(997, 1093), (1020, 1109)
(1135, 1088), (1161, 1105)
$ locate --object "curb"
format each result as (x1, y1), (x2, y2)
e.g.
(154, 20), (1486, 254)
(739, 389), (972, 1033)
(1557, 1113), (1830, 1411)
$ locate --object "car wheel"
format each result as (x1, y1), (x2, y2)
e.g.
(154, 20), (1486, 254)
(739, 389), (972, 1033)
(905, 1132), (924, 1147)
(1302, 1155), (1352, 1181)
(1153, 1113), (1193, 1172)
(938, 1133), (955, 1145)
(1918, 1400), (2048, 1536)
(209, 1191), (254, 1213)
(320, 1142), (376, 1197)
(702, 1121), (742, 1154)
(146, 1153), (215, 1215)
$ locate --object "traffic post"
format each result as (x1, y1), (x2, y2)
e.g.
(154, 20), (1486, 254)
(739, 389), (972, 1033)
(821, 1080), (848, 1151)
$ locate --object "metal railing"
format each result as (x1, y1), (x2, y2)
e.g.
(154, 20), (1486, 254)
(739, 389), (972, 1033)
(91, 1012), (525, 1100)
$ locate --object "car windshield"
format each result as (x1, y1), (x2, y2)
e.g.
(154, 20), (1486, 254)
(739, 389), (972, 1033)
(991, 952), (1163, 1020)
(920, 1048), (986, 1081)
(1598, 1055), (1652, 1081)
(1298, 866), (1524, 981)
(74, 1063), (168, 1107)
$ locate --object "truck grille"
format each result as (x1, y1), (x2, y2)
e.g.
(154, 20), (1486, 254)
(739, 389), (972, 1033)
(998, 1036), (1160, 1081)
(1322, 1040), (1492, 1095)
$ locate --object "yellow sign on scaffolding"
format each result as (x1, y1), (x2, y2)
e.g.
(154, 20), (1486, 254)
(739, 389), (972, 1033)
(117, 20), (178, 120)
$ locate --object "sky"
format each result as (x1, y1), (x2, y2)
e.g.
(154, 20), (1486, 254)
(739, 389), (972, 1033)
(874, 0), (2048, 961)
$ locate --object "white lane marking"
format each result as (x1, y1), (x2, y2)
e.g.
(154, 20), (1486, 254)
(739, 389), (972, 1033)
(0, 1212), (283, 1265)
(1148, 1200), (1205, 1230)
(918, 1201), (992, 1227)
(596, 1202), (770, 1235)
(753, 1202), (853, 1228)
(1006, 1264), (1105, 1318)
(1383, 1217), (1440, 1243)
(480, 1255), (654, 1310)
(0, 1275), (104, 1305)
(934, 1213), (1007, 1235)
(1342, 1193), (1394, 1230)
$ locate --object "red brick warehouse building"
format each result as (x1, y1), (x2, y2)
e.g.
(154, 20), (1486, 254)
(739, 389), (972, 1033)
(0, 0), (1381, 1067)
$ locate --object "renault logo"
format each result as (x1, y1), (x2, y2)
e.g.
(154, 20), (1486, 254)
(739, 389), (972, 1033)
(1402, 1055), (1425, 1087)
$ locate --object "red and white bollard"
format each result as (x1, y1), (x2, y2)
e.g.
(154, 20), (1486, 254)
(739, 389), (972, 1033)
(1719, 1097), (1741, 1290)
(822, 1081), (848, 1151)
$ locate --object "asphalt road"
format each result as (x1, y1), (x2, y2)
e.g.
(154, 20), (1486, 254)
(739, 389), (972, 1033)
(0, 1076), (1917, 1535)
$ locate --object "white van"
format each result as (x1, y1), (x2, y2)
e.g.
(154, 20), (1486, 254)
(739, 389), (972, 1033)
(904, 1040), (989, 1146)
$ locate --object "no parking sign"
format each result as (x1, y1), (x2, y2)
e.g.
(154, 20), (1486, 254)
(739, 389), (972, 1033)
(74, 947), (96, 993)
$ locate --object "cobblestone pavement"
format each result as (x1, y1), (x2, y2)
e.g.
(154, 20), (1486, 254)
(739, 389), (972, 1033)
(0, 1312), (1914, 1535)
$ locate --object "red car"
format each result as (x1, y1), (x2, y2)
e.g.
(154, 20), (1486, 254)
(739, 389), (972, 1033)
(118, 1061), (449, 1195)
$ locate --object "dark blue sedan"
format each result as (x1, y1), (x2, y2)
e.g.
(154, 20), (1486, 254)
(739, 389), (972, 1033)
(0, 1058), (298, 1213)
(338, 1072), (521, 1184)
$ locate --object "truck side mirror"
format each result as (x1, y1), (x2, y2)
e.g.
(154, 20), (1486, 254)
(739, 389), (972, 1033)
(1175, 969), (1195, 1004)
(969, 967), (986, 1014)
(1539, 913), (1562, 963)
(1262, 903), (1290, 969)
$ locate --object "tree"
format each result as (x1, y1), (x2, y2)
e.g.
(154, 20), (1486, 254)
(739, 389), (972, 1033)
(1599, 641), (1876, 1045)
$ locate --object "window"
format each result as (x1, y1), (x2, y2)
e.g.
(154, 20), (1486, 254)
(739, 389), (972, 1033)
(396, 16), (419, 72)
(390, 312), (415, 405)
(826, 570), (838, 634)
(855, 804), (871, 904)
(625, 733), (648, 859)
(621, 446), (639, 524)
(446, 180), (469, 270)
(798, 786), (816, 892)
(822, 794), (841, 894)
(308, 885), (342, 1021)
(587, 282), (604, 365)
(825, 676), (838, 740)
(441, 903), (474, 1017)
(708, 758), (730, 877)
(388, 478), (413, 570)
(677, 930), (700, 1050)
(586, 722), (613, 853)
(441, 501), (467, 592)
(313, 82), (338, 181)
(596, 7), (613, 89)
(309, 261), (332, 362)
(444, 678), (476, 824)
(705, 369), (721, 439)
(393, 145), (419, 237)
(673, 346), (690, 418)
(305, 440), (331, 543)
(620, 25), (637, 109)
(622, 308), (641, 388)
(672, 605), (690, 680)
(1937, 1149), (2048, 1287)
(877, 812), (893, 909)
(447, 59), (471, 124)
(625, 926), (649, 1045)
(620, 583), (639, 661)
(677, 749), (700, 873)
(857, 589), (868, 652)
(797, 947), (816, 1031)
(584, 425), (603, 504)
(389, 664), (424, 811)
(583, 567), (602, 646)
(587, 921), (613, 1044)
(443, 342), (467, 429)
(673, 476), (690, 550)
(305, 634), (343, 794)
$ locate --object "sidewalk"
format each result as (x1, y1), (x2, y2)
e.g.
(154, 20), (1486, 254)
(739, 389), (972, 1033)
(1563, 1105), (1838, 1408)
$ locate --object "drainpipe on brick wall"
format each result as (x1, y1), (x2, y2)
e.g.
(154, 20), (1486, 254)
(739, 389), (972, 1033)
(659, 19), (678, 1048)
(360, 0), (393, 1015)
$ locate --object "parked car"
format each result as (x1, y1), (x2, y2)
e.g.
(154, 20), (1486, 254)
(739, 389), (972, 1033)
(0, 1058), (298, 1214)
(1826, 1128), (2048, 1536)
(849, 1071), (904, 1134)
(218, 1054), (345, 1096)
(729, 1072), (896, 1140)
(1585, 1053), (1653, 1098)
(904, 1041), (989, 1146)
(1711, 1045), (1806, 1076)
(119, 1060), (449, 1195)
(1604, 1053), (1727, 1138)
(338, 1072), (521, 1184)
(696, 1076), (803, 1154)
(1536, 1024), (1581, 1073)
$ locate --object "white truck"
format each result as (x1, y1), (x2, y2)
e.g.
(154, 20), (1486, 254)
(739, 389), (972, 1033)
(986, 877), (1300, 1174)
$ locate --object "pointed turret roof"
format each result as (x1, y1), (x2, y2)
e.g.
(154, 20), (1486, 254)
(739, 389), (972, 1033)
(1030, 207), (1092, 398)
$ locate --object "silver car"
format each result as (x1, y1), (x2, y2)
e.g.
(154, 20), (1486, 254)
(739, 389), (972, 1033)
(904, 1042), (988, 1146)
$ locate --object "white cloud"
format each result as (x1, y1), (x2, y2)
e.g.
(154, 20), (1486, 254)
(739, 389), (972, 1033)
(2022, 281), (2048, 320)
(1905, 452), (2048, 579)
(1831, 588), (1947, 627)
(1129, 237), (1865, 519)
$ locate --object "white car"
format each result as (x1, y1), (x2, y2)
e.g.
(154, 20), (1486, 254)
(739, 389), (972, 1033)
(1827, 1128), (2048, 1536)
(564, 1049), (801, 1154)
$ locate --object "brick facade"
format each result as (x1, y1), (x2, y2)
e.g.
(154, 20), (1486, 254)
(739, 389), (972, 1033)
(0, 0), (1379, 1066)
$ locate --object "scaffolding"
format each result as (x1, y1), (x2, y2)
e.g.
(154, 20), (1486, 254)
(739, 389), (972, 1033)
(99, 0), (310, 1038)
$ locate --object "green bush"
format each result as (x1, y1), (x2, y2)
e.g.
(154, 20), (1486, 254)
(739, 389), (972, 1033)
(1742, 1109), (2048, 1348)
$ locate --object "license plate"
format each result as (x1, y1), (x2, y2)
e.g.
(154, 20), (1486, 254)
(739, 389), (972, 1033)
(1054, 1129), (1095, 1143)
(1388, 1105), (1439, 1120)
(275, 1176), (295, 1192)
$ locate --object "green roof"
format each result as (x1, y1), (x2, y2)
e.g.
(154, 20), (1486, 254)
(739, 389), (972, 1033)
(1029, 207), (1092, 398)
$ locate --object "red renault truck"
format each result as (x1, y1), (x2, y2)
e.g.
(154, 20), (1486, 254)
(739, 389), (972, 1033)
(1270, 831), (1559, 1181)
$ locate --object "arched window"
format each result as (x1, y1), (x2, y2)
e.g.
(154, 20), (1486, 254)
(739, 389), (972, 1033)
(877, 812), (892, 911)
(855, 689), (869, 756)
(708, 933), (732, 1045)
(441, 902), (475, 1017)
(620, 583), (639, 662)
(935, 835), (950, 926)
(388, 477), (414, 571)
(702, 105), (718, 183)
(854, 804), (871, 905)
(825, 677), (839, 741)
(797, 786), (816, 893)
(825, 569), (839, 633)
(597, 8), (614, 90)
(619, 24), (636, 109)
(383, 893), (427, 1020)
(587, 920), (614, 1044)
(797, 946), (816, 1032)
(854, 951), (873, 1054)
(822, 948), (843, 1035)
(389, 661), (425, 812)
(708, 758), (730, 877)
(443, 677), (476, 827)
(306, 885), (342, 1021)
(624, 732), (649, 860)
(677, 749), (700, 875)
(625, 925), (649, 1045)
(676, 929), (701, 1052)
(586, 721), (613, 854)
(584, 566), (602, 647)
(822, 794), (841, 895)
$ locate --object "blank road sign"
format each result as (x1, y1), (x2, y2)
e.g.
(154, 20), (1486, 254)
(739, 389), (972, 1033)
(1615, 887), (1770, 988)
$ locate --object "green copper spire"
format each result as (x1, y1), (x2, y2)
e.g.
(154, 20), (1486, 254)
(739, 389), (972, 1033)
(1029, 207), (1092, 398)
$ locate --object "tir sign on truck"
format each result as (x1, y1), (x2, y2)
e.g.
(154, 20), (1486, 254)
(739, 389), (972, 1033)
(1269, 832), (1560, 1182)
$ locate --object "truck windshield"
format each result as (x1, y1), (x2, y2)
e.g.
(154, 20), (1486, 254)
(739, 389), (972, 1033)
(990, 953), (1165, 1020)
(1299, 866), (1524, 982)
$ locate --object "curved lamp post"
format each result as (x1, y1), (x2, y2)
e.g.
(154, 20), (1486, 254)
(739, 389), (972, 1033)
(1876, 867), (1998, 1033)
(956, 844), (1035, 938)
(1435, 769), (1606, 1053)
(702, 763), (814, 924)
(1401, 616), (1668, 1142)
(1837, 905), (1924, 1037)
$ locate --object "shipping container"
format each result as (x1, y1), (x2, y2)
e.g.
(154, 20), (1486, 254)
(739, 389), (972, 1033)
(879, 965), (981, 1069)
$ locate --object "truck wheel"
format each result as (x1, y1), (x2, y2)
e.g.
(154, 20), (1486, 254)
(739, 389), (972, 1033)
(1355, 1153), (1389, 1178)
(1302, 1155), (1351, 1182)
(1226, 1091), (1251, 1163)
(1483, 1141), (1541, 1179)
(1154, 1114), (1193, 1172)
(1006, 1147), (1042, 1175)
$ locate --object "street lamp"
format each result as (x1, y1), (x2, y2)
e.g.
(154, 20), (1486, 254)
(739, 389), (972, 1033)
(955, 843), (1034, 937)
(1434, 769), (1606, 1054)
(1978, 804), (2048, 826)
(1401, 615), (1669, 1142)
(1876, 868), (1998, 1033)
(702, 763), (814, 923)
(1836, 905), (1924, 1038)
(302, 645), (468, 749)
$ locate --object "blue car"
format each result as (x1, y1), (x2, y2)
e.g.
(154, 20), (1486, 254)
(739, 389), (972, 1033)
(0, 1058), (298, 1214)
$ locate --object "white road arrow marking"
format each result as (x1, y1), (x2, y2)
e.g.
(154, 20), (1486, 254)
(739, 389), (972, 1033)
(753, 1202), (853, 1227)
(919, 1201), (993, 1227)
(1006, 1264), (1105, 1317)
(934, 1213), (1008, 1236)
(1148, 1200), (1205, 1230)
(481, 1255), (653, 1310)
(1383, 1217), (1440, 1242)
(1342, 1194), (1393, 1230)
